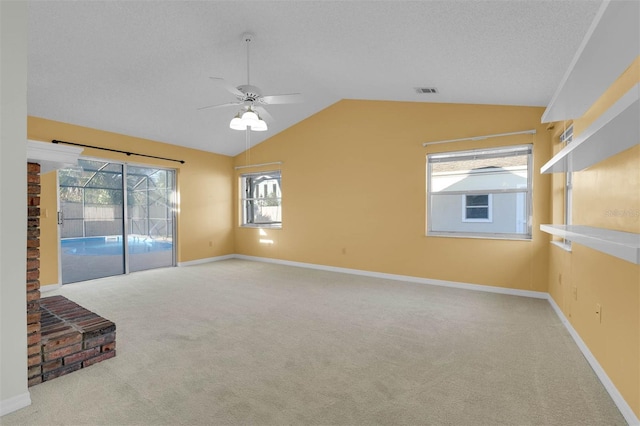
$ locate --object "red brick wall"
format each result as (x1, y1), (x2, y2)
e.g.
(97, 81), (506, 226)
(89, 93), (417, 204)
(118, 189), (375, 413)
(27, 162), (43, 386)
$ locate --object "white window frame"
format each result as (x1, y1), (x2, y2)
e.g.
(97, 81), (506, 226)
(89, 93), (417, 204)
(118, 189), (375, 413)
(561, 126), (573, 249)
(427, 144), (533, 240)
(240, 170), (282, 228)
(462, 194), (493, 222)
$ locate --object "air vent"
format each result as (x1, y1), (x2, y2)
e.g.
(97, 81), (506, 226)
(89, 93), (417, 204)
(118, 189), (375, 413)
(415, 87), (438, 94)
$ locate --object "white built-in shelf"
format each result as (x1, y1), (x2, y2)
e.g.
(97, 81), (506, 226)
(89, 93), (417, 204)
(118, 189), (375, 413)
(27, 140), (83, 173)
(540, 83), (639, 174)
(540, 224), (640, 265)
(541, 0), (639, 123)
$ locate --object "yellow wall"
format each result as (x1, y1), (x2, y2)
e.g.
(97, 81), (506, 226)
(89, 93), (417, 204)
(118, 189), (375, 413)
(547, 57), (640, 417)
(39, 171), (59, 285)
(234, 100), (551, 291)
(28, 116), (235, 285)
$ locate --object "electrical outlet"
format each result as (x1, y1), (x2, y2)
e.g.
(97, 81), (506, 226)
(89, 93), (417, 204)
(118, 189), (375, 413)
(595, 303), (602, 323)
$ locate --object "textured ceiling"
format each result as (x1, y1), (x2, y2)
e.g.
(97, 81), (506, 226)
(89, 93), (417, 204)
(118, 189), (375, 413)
(28, 1), (603, 156)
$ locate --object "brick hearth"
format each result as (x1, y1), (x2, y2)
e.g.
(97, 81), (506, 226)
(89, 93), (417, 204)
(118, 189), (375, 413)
(30, 296), (116, 384)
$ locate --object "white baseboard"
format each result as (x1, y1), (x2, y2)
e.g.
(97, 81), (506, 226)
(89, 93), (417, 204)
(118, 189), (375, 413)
(0, 392), (31, 417)
(546, 296), (639, 426)
(40, 283), (61, 293)
(177, 254), (235, 267)
(234, 254), (548, 299)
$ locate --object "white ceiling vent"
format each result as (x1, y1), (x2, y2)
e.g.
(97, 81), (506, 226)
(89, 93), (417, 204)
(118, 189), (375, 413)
(415, 87), (438, 94)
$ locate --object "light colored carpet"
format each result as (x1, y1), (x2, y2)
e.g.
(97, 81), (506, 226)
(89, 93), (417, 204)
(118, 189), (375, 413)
(3, 259), (626, 425)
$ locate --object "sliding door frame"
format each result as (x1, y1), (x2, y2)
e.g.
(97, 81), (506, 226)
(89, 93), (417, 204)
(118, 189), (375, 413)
(57, 156), (177, 284)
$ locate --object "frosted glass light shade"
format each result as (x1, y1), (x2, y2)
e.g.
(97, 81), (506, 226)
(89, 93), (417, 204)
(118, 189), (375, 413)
(241, 110), (258, 122)
(229, 109), (268, 131)
(250, 119), (268, 131)
(229, 116), (246, 130)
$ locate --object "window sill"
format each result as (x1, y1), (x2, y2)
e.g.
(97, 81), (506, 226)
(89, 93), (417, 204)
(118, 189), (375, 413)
(240, 224), (282, 229)
(427, 232), (531, 242)
(550, 240), (573, 252)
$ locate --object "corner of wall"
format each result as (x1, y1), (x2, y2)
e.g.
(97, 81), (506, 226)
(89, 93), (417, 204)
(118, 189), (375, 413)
(0, 0), (31, 416)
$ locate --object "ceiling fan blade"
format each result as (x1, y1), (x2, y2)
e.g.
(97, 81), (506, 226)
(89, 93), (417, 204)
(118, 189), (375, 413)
(209, 77), (244, 98)
(197, 101), (243, 111)
(261, 93), (304, 105)
(254, 106), (274, 122)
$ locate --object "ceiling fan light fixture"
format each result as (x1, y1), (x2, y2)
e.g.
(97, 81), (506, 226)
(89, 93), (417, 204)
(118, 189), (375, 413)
(229, 109), (268, 131)
(229, 112), (247, 130)
(250, 117), (268, 131)
(240, 110), (261, 130)
(241, 110), (259, 122)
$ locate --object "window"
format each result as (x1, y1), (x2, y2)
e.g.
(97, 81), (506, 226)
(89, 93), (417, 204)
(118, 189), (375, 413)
(463, 194), (492, 222)
(427, 144), (532, 239)
(241, 170), (282, 227)
(560, 126), (573, 248)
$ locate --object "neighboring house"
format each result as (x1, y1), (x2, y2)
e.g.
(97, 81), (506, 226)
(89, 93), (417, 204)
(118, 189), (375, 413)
(430, 166), (528, 234)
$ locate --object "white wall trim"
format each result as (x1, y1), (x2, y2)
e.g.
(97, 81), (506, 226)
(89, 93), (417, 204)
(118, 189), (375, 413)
(27, 139), (83, 174)
(40, 283), (62, 293)
(177, 254), (235, 267)
(546, 296), (639, 426)
(233, 254), (547, 299)
(0, 392), (31, 417)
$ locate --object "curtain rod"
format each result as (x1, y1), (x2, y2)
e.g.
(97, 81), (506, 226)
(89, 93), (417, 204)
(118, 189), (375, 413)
(422, 129), (536, 147)
(52, 140), (186, 164)
(234, 161), (282, 170)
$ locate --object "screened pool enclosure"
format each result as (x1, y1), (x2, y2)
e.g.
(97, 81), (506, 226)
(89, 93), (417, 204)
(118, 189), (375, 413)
(59, 159), (176, 284)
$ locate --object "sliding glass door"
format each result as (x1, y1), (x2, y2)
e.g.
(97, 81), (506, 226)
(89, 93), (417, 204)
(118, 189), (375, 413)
(59, 160), (125, 283)
(126, 166), (175, 273)
(59, 159), (176, 284)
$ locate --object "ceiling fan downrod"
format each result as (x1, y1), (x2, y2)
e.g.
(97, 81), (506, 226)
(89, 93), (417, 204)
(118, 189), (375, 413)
(243, 32), (254, 86)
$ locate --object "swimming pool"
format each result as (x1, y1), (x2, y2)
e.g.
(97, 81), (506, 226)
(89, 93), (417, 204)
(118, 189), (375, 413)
(62, 236), (173, 256)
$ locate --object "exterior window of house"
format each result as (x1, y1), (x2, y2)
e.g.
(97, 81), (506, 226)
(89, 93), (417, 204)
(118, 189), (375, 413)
(560, 126), (573, 248)
(427, 144), (532, 239)
(240, 170), (282, 228)
(463, 194), (492, 222)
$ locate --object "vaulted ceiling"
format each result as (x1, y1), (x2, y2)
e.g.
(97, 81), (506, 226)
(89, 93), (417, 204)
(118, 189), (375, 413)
(28, 1), (602, 156)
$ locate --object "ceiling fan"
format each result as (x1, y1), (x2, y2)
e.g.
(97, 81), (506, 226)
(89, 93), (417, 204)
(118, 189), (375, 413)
(198, 32), (303, 131)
